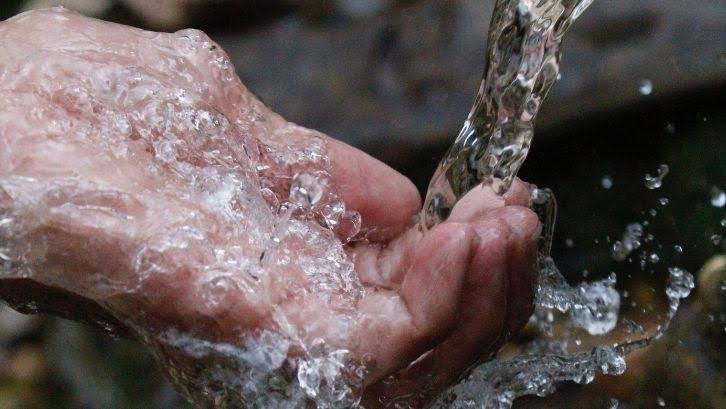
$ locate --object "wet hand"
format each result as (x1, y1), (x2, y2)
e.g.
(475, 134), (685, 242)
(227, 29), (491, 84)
(0, 8), (540, 407)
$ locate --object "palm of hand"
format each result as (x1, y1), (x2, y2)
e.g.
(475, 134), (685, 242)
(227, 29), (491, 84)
(0, 8), (540, 407)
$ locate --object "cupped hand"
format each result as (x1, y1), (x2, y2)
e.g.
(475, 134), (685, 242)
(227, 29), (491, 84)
(0, 8), (540, 407)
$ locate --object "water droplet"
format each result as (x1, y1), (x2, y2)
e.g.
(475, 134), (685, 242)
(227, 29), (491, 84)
(338, 211), (362, 243)
(658, 197), (669, 206)
(710, 186), (725, 207)
(608, 398), (620, 409)
(649, 253), (660, 263)
(320, 201), (346, 229)
(664, 122), (676, 134)
(721, 219), (726, 227)
(673, 244), (684, 253)
(638, 79), (653, 95)
(612, 223), (643, 261)
(570, 278), (620, 335)
(601, 175), (613, 189)
(666, 267), (694, 299)
(657, 396), (666, 407)
(711, 234), (722, 246)
(644, 164), (669, 189)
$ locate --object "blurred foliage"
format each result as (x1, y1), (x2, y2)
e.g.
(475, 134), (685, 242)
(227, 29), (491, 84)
(0, 314), (190, 409)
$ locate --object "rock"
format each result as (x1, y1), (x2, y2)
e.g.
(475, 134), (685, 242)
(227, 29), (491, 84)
(213, 0), (725, 161)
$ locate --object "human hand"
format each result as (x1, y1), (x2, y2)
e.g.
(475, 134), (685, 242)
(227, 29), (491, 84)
(0, 8), (540, 407)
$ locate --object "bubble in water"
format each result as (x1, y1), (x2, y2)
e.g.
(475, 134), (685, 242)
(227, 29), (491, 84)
(320, 201), (346, 229)
(673, 244), (684, 253)
(608, 397), (620, 409)
(644, 164), (669, 189)
(657, 396), (666, 407)
(296, 340), (358, 403)
(665, 267), (695, 299)
(290, 172), (325, 208)
(649, 253), (660, 263)
(658, 197), (669, 206)
(638, 79), (653, 95)
(565, 237), (574, 248)
(611, 223), (643, 261)
(711, 234), (722, 246)
(338, 210), (362, 243)
(601, 175), (613, 189)
(710, 186), (725, 207)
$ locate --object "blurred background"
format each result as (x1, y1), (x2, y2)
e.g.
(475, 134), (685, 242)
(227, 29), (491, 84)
(0, 1), (723, 408)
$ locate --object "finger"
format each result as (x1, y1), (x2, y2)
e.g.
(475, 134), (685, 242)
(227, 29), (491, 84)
(327, 139), (421, 242)
(351, 179), (532, 289)
(365, 207), (540, 404)
(499, 205), (541, 334)
(504, 177), (533, 208)
(354, 222), (475, 384)
(447, 177), (532, 223)
(447, 184), (505, 223)
(362, 215), (511, 407)
(350, 226), (420, 289)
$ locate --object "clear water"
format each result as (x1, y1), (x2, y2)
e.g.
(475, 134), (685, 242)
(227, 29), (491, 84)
(419, 0), (695, 407)
(422, 0), (595, 228)
(0, 5), (698, 409)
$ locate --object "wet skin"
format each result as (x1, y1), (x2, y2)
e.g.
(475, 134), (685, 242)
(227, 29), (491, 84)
(0, 9), (540, 407)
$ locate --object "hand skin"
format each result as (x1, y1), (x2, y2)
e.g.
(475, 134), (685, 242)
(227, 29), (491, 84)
(0, 8), (540, 407)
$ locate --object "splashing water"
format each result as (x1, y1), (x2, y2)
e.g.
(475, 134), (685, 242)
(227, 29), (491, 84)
(426, 180), (697, 407)
(0, 7), (366, 408)
(645, 164), (670, 190)
(418, 0), (695, 407)
(611, 223), (644, 262)
(0, 5), (698, 409)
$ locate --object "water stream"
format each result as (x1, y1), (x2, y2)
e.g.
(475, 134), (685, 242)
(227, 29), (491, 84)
(0, 5), (699, 409)
(421, 0), (695, 407)
(423, 0), (594, 228)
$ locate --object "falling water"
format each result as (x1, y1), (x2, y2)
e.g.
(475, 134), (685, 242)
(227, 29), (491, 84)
(422, 0), (595, 228)
(419, 0), (695, 407)
(0, 5), (698, 409)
